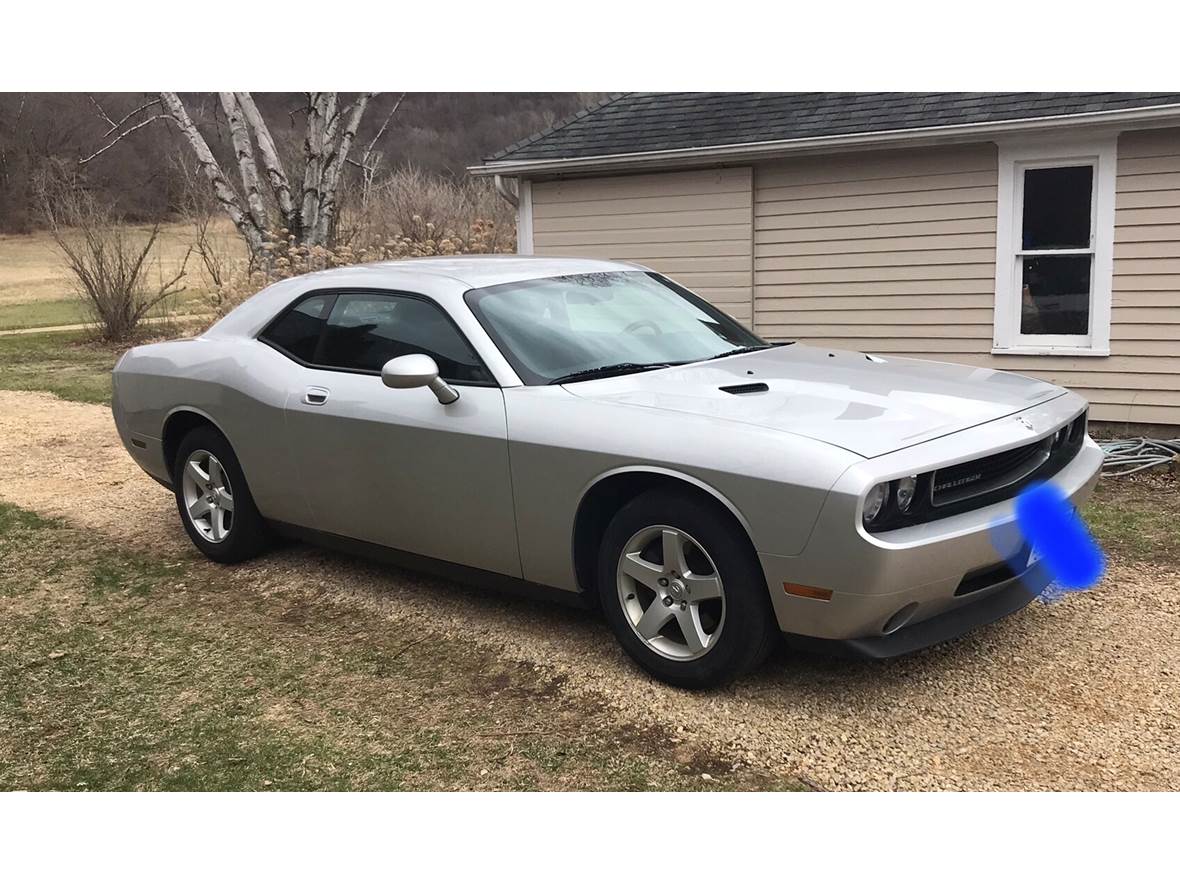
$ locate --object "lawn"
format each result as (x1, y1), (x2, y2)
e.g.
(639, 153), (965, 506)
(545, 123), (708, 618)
(0, 499), (795, 791)
(0, 222), (238, 330)
(0, 293), (209, 332)
(0, 319), (215, 405)
(0, 330), (127, 404)
(1082, 471), (1180, 569)
(0, 297), (96, 331)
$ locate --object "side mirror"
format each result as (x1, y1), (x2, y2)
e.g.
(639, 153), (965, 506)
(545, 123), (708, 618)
(380, 354), (460, 405)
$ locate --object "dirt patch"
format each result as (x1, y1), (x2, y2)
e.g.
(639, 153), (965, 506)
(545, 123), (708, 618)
(1, 389), (1178, 790)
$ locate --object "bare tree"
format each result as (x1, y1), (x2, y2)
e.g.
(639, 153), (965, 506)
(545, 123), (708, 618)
(348, 92), (406, 211)
(80, 92), (401, 261)
(174, 155), (233, 296)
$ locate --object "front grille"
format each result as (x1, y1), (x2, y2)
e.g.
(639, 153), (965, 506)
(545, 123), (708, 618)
(863, 409), (1088, 533)
(954, 554), (1028, 596)
(932, 438), (1052, 506)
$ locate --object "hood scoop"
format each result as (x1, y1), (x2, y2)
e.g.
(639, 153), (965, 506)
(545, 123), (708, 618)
(719, 382), (769, 395)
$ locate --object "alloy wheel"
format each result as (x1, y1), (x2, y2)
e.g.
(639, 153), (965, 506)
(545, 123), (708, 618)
(181, 449), (235, 543)
(616, 524), (726, 661)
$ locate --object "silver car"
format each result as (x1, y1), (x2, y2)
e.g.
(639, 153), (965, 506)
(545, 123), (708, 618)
(113, 257), (1103, 687)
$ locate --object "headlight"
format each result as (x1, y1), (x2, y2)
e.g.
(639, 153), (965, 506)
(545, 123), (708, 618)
(862, 482), (889, 526)
(896, 475), (918, 512)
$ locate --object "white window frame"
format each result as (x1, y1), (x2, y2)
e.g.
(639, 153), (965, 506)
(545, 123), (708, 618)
(992, 136), (1117, 356)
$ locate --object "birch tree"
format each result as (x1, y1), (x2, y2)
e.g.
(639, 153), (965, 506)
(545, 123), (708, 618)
(81, 92), (394, 261)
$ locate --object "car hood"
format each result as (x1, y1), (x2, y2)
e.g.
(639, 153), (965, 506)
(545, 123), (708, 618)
(562, 344), (1066, 458)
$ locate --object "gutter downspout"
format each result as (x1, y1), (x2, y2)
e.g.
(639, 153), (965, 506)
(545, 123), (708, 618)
(494, 174), (519, 207)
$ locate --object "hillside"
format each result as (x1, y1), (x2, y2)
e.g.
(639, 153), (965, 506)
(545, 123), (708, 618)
(0, 92), (598, 233)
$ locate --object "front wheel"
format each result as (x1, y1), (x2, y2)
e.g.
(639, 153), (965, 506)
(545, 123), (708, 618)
(597, 489), (779, 688)
(172, 425), (269, 564)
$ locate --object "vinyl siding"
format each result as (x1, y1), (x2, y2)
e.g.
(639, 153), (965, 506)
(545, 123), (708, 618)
(752, 144), (1000, 359)
(752, 135), (1180, 427)
(1105, 127), (1180, 425)
(530, 168), (754, 322)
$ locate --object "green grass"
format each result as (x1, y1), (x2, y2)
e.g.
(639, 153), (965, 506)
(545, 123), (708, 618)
(0, 500), (800, 791)
(0, 298), (89, 331)
(0, 292), (209, 332)
(0, 501), (59, 534)
(1084, 474), (1180, 568)
(0, 329), (123, 404)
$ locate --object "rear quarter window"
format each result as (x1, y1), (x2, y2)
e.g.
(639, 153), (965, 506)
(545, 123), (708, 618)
(259, 294), (332, 362)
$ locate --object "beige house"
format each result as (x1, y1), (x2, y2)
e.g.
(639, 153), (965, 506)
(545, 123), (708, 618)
(472, 93), (1180, 431)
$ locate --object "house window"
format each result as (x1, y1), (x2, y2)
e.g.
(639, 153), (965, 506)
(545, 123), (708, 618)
(993, 139), (1116, 356)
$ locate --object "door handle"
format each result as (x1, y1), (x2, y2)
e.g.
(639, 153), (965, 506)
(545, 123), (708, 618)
(303, 386), (330, 405)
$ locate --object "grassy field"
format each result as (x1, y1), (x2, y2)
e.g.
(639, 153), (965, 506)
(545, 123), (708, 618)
(0, 318), (214, 405)
(1082, 472), (1180, 568)
(0, 297), (99, 331)
(0, 222), (239, 330)
(0, 329), (133, 404)
(0, 499), (796, 791)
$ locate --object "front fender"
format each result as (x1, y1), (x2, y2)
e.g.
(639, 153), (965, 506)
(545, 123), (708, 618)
(504, 386), (860, 591)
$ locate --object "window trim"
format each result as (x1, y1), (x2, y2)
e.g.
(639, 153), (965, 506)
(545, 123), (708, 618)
(992, 137), (1116, 357)
(257, 287), (499, 388)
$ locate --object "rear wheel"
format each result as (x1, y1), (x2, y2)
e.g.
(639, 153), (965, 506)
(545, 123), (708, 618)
(172, 425), (268, 563)
(597, 489), (778, 688)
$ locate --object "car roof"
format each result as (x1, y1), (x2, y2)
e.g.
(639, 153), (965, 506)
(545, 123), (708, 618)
(204, 255), (649, 342)
(364, 254), (640, 287)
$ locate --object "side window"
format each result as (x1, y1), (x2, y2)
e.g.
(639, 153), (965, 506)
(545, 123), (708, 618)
(318, 293), (491, 384)
(260, 293), (331, 362)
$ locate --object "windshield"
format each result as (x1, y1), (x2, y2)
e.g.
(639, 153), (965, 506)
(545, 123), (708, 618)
(464, 271), (766, 385)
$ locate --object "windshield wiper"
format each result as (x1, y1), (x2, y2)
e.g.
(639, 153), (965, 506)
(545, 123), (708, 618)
(548, 344), (790, 383)
(704, 343), (790, 362)
(548, 362), (674, 385)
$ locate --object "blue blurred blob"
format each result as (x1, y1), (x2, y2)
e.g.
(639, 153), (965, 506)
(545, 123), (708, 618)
(1014, 482), (1105, 591)
(986, 518), (1027, 574)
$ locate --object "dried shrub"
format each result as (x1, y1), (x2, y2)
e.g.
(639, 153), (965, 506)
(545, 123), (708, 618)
(39, 167), (188, 341)
(207, 168), (516, 316)
(341, 165), (516, 251)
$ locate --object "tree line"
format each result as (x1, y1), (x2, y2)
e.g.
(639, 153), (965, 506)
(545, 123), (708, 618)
(0, 92), (595, 236)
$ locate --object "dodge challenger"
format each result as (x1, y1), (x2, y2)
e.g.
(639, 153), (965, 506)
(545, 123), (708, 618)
(112, 257), (1102, 687)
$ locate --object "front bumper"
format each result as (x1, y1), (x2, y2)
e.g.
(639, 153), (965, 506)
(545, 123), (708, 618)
(758, 392), (1102, 651)
(782, 560), (1049, 658)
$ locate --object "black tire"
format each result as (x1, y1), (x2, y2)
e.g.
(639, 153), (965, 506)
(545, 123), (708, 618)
(171, 424), (269, 564)
(597, 488), (779, 688)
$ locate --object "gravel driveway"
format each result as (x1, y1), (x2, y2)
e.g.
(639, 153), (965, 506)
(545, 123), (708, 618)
(2, 389), (1177, 790)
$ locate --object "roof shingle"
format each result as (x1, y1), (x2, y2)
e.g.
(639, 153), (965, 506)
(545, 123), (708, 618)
(484, 92), (1180, 164)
